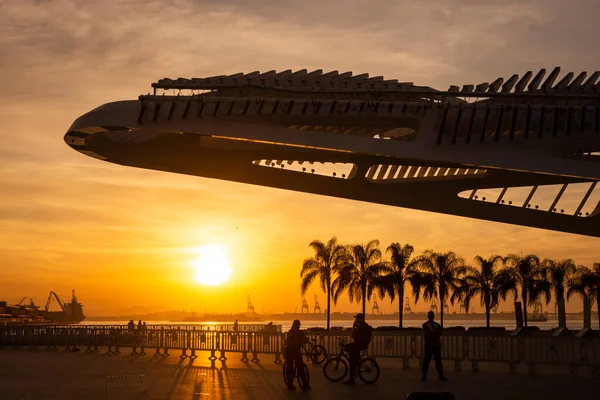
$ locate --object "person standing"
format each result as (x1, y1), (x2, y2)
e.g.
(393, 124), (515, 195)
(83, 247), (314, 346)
(343, 313), (373, 385)
(422, 311), (448, 381)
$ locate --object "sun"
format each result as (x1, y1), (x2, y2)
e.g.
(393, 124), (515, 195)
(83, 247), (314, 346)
(192, 245), (233, 286)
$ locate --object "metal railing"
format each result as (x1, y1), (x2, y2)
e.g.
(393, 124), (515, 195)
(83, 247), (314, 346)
(1, 325), (599, 377)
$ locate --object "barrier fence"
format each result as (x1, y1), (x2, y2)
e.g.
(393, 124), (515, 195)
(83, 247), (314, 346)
(1, 325), (599, 376)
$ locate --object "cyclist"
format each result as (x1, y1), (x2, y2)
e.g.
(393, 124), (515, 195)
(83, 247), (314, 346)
(343, 313), (373, 385)
(284, 319), (310, 390)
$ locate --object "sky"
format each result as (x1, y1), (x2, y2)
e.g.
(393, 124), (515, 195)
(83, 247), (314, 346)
(1, 0), (600, 317)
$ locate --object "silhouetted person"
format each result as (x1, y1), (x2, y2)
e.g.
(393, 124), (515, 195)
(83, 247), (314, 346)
(138, 320), (143, 330)
(233, 320), (239, 331)
(284, 319), (310, 391)
(127, 320), (134, 331)
(422, 311), (448, 381)
(343, 313), (373, 385)
(142, 322), (147, 330)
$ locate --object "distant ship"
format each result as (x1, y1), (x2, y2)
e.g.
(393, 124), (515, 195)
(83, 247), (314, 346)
(528, 313), (548, 322)
(0, 290), (85, 324)
(41, 290), (85, 323)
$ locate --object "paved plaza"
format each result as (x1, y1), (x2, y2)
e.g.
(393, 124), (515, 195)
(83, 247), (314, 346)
(0, 348), (597, 400)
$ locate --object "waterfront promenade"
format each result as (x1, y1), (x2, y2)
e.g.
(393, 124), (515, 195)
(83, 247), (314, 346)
(0, 347), (598, 400)
(3, 325), (599, 375)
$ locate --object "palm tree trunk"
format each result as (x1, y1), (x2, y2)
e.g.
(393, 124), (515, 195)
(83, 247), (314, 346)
(326, 285), (331, 330)
(596, 292), (600, 331)
(399, 295), (404, 329)
(362, 296), (366, 317)
(485, 303), (491, 328)
(522, 290), (528, 328)
(362, 284), (367, 317)
(583, 295), (591, 329)
(557, 296), (566, 328)
(439, 286), (445, 328)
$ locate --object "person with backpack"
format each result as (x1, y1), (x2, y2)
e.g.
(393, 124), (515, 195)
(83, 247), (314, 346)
(284, 319), (310, 391)
(343, 313), (372, 385)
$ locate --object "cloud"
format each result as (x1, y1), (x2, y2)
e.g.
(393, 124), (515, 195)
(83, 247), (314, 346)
(1, 0), (600, 314)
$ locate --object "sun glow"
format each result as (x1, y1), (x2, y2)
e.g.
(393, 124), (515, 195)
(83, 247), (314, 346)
(192, 245), (233, 286)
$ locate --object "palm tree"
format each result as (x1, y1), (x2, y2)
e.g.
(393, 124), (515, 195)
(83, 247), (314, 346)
(503, 254), (550, 327)
(300, 237), (347, 330)
(592, 263), (600, 328)
(453, 255), (510, 328)
(543, 258), (576, 328)
(377, 243), (422, 328)
(417, 250), (466, 327)
(333, 239), (387, 317)
(567, 264), (600, 330)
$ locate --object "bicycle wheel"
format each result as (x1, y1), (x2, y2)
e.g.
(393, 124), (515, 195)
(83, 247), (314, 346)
(310, 345), (328, 364)
(323, 357), (348, 382)
(357, 358), (380, 384)
(297, 363), (310, 389)
(282, 361), (292, 387)
(300, 344), (311, 363)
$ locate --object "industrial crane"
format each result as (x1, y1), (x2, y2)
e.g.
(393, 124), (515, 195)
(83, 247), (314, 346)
(313, 295), (321, 314)
(404, 297), (412, 314)
(372, 299), (380, 315)
(246, 295), (255, 315)
(301, 296), (309, 313)
(533, 300), (543, 314)
(430, 300), (438, 313)
(45, 291), (65, 312)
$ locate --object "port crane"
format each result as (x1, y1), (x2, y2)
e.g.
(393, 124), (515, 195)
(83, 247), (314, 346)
(429, 300), (449, 315)
(301, 296), (309, 313)
(313, 295), (321, 314)
(45, 291), (65, 312)
(404, 297), (412, 314)
(246, 295), (255, 315)
(372, 299), (380, 315)
(430, 300), (438, 313)
(16, 297), (39, 310)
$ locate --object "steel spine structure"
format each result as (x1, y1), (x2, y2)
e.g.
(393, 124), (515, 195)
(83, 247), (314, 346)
(65, 67), (600, 236)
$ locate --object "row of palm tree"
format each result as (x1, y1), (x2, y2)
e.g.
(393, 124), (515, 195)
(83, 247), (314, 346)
(300, 237), (600, 330)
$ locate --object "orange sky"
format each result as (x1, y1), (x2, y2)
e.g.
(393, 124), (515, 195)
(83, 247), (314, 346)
(1, 0), (599, 317)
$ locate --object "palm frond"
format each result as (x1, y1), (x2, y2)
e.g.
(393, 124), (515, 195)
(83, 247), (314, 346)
(300, 259), (320, 277)
(301, 270), (319, 294)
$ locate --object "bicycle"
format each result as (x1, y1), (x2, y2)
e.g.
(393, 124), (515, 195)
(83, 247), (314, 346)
(282, 357), (310, 390)
(323, 341), (380, 384)
(301, 338), (328, 364)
